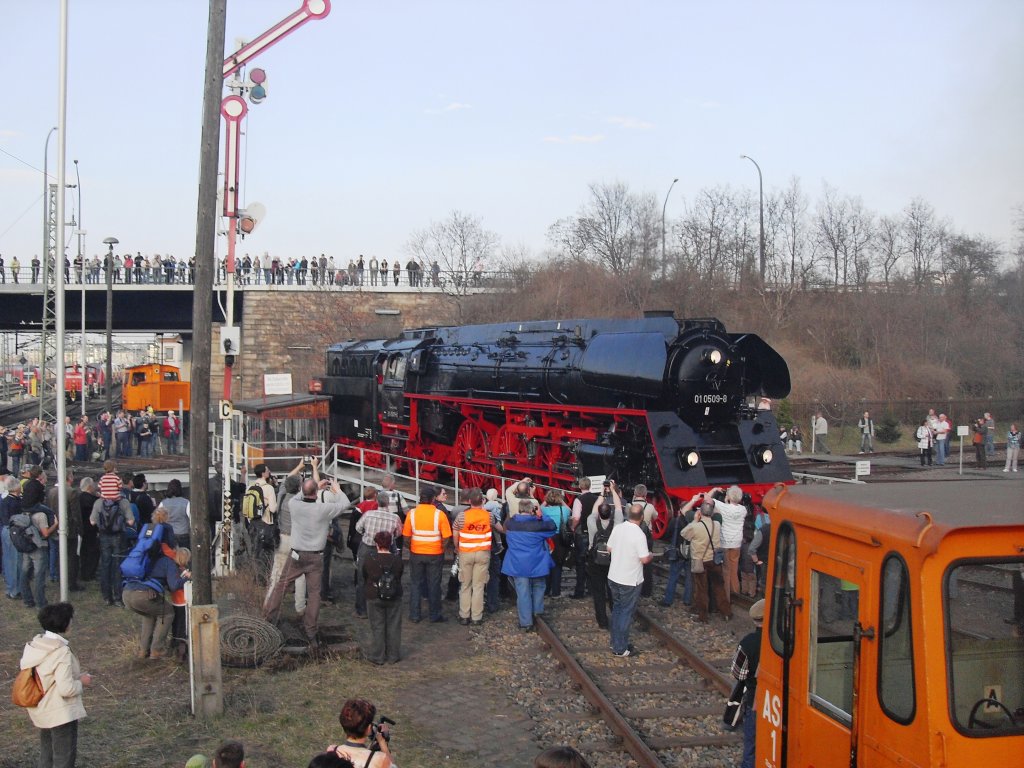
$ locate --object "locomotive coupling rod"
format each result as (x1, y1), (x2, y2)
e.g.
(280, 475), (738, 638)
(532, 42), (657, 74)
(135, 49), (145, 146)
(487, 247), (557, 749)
(534, 616), (668, 768)
(636, 608), (733, 697)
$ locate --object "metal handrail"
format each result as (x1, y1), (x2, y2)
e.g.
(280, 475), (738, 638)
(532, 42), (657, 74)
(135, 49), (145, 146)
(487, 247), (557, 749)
(321, 441), (565, 504)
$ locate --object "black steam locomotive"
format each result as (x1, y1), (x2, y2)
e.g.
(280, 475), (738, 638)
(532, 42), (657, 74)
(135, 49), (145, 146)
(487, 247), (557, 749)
(313, 312), (792, 534)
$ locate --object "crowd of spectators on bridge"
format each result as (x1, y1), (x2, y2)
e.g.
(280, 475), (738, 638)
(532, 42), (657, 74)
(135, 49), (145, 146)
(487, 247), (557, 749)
(0, 250), (491, 291)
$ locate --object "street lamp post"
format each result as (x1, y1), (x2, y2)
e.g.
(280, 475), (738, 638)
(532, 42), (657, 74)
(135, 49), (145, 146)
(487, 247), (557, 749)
(102, 237), (118, 414)
(661, 178), (679, 280)
(740, 154), (765, 286)
(74, 159), (86, 417)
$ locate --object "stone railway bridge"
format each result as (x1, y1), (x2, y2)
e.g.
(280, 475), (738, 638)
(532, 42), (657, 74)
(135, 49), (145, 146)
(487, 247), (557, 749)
(0, 279), (505, 399)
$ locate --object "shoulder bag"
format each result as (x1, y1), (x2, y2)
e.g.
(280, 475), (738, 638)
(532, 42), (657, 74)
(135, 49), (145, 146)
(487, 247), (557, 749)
(11, 667), (45, 708)
(701, 520), (725, 566)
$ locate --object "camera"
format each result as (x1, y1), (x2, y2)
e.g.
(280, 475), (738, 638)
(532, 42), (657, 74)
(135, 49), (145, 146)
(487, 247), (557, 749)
(304, 456), (313, 465)
(369, 716), (397, 750)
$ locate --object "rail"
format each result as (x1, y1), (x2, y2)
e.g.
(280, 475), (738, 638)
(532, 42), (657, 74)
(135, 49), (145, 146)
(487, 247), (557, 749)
(635, 608), (732, 697)
(534, 615), (669, 768)
(792, 471), (866, 485)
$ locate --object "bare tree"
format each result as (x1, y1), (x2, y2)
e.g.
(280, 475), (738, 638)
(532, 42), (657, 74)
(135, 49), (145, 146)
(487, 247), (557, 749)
(408, 210), (500, 321)
(678, 186), (738, 284)
(546, 181), (660, 309)
(941, 233), (1000, 306)
(874, 214), (904, 287)
(816, 183), (850, 288)
(845, 197), (875, 289)
(902, 197), (942, 290)
(779, 176), (816, 287)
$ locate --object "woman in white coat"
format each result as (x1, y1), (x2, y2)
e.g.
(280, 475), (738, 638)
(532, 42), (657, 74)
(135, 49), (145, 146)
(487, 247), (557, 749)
(19, 603), (92, 768)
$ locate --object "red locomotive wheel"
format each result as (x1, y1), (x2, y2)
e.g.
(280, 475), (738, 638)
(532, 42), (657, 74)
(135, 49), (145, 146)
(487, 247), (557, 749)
(452, 420), (495, 489)
(491, 426), (529, 472)
(650, 490), (672, 539)
(453, 420), (491, 470)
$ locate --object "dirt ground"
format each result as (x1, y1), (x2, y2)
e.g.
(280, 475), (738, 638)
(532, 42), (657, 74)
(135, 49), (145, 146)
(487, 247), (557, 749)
(0, 561), (532, 768)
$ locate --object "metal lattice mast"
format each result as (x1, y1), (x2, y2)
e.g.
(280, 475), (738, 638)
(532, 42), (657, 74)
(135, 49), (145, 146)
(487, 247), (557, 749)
(39, 182), (58, 423)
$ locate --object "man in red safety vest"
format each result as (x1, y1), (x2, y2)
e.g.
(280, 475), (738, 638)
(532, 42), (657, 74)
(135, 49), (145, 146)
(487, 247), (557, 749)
(453, 488), (492, 626)
(402, 486), (452, 623)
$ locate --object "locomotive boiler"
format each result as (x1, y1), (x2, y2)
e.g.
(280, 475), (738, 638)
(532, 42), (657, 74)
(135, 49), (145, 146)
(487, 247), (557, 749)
(313, 312), (792, 535)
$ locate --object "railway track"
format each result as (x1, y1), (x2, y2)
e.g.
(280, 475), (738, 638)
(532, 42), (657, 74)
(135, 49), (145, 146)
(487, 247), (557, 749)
(1, 385), (122, 428)
(529, 597), (746, 768)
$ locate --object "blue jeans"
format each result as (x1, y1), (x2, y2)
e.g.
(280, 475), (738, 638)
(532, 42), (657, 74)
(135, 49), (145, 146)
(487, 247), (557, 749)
(485, 551), (503, 613)
(985, 432), (995, 456)
(741, 701), (756, 768)
(408, 553), (443, 621)
(608, 580), (642, 654)
(21, 547), (49, 607)
(2, 526), (22, 597)
(116, 432), (130, 457)
(935, 439), (947, 465)
(98, 534), (124, 602)
(661, 558), (693, 606)
(860, 433), (873, 452)
(514, 576), (546, 627)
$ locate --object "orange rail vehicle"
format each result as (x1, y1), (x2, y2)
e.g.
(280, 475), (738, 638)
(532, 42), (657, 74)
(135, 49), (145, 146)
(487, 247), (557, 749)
(756, 481), (1023, 768)
(121, 364), (190, 413)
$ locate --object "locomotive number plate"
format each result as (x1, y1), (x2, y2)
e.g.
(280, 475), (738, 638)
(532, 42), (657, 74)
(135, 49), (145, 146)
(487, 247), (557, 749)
(694, 394), (729, 404)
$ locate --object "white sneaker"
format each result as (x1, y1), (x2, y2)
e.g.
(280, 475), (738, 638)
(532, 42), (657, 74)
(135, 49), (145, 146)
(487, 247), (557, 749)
(1004, 469), (1010, 472)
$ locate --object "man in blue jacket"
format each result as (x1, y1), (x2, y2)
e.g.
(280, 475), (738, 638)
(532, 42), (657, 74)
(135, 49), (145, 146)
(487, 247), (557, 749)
(501, 499), (556, 629)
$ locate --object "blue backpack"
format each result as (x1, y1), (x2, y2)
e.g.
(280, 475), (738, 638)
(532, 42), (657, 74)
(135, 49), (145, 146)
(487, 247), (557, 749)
(120, 523), (168, 591)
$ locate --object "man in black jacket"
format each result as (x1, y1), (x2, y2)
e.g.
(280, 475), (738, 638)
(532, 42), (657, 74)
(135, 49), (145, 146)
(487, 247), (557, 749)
(731, 599), (764, 768)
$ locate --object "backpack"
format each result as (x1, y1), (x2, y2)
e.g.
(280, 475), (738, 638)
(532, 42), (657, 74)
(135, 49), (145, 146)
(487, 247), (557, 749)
(9, 514), (38, 553)
(590, 517), (614, 566)
(241, 484), (266, 521)
(120, 523), (167, 588)
(375, 558), (400, 601)
(98, 499), (125, 534)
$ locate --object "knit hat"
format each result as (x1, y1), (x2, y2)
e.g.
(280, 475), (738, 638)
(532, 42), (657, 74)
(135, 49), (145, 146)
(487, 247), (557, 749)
(749, 599), (766, 624)
(184, 755), (209, 768)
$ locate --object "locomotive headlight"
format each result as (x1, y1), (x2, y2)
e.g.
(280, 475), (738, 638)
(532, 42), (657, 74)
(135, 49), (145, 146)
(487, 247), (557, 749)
(751, 445), (774, 467)
(678, 449), (700, 469)
(702, 349), (723, 365)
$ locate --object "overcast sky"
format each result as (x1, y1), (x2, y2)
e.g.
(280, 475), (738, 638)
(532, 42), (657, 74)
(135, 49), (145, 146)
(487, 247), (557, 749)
(1, 0), (1021, 266)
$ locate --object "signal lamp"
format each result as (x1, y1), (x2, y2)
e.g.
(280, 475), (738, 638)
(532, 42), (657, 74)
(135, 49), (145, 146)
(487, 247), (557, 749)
(248, 68), (267, 104)
(702, 349), (723, 365)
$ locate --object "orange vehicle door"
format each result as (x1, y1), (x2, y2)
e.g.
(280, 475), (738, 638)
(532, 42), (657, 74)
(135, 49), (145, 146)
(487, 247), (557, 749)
(790, 553), (873, 768)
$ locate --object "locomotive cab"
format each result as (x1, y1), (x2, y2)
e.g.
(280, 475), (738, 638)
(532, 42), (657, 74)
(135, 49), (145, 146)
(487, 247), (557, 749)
(758, 482), (1023, 768)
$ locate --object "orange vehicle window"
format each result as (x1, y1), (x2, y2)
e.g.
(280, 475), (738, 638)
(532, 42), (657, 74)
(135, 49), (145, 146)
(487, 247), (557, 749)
(808, 570), (858, 726)
(944, 560), (1024, 736)
(878, 555), (915, 724)
(769, 522), (796, 657)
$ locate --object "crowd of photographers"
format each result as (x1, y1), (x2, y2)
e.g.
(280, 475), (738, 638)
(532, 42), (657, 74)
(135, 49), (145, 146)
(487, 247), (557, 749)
(9, 452), (765, 767)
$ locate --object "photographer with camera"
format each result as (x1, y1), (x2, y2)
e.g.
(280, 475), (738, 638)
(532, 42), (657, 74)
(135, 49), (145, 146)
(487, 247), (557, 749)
(504, 476), (539, 517)
(327, 698), (395, 768)
(585, 481), (623, 629)
(262, 468), (351, 650)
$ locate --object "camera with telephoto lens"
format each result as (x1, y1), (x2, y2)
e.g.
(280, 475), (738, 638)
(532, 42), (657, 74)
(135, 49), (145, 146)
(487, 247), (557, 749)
(369, 716), (397, 750)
